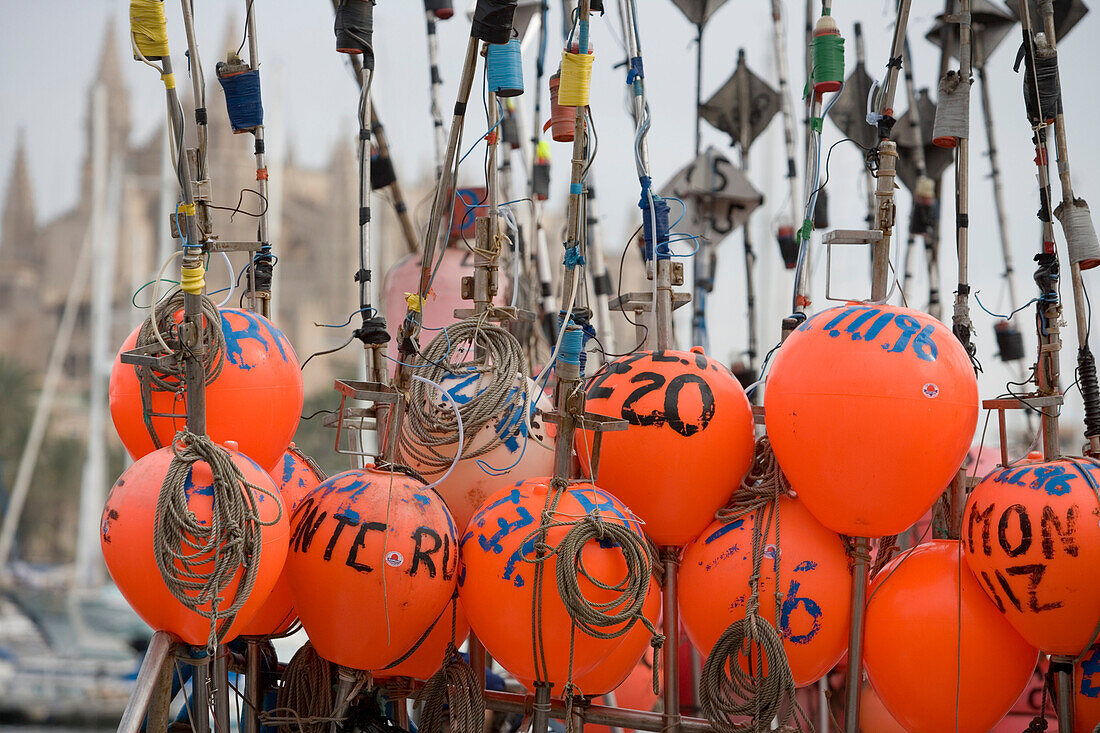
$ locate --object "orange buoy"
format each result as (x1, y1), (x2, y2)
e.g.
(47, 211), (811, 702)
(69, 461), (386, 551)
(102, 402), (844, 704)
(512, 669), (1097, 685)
(238, 447), (325, 637)
(380, 599), (470, 681)
(864, 540), (1038, 733)
(1072, 644), (1100, 733)
(578, 349), (755, 546)
(571, 577), (661, 697)
(284, 468), (458, 671)
(961, 458), (1100, 656)
(109, 308), (303, 472)
(100, 444), (289, 647)
(405, 371), (555, 534)
(765, 304), (978, 536)
(858, 682), (907, 733)
(459, 479), (647, 685)
(679, 496), (852, 686)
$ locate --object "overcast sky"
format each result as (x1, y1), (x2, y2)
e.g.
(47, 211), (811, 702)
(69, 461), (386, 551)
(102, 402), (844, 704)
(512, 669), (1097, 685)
(1, 0), (1098, 435)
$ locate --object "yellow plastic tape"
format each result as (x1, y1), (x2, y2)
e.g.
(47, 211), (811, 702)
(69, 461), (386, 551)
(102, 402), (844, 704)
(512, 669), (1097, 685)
(180, 265), (205, 295)
(177, 203), (196, 216)
(404, 293), (424, 313)
(161, 73), (176, 89)
(558, 52), (594, 107)
(130, 0), (171, 59)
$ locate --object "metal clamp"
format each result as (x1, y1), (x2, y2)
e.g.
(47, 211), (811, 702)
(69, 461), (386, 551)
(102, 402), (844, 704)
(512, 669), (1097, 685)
(542, 410), (627, 481)
(323, 379), (401, 458)
(823, 228), (884, 303)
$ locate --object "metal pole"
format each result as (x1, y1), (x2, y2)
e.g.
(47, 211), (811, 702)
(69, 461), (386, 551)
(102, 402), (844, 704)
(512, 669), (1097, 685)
(481, 689), (715, 733)
(425, 8), (448, 177)
(330, 669), (354, 733)
(371, 102), (420, 254)
(974, 35), (1019, 311)
(790, 90), (822, 315)
(243, 641), (262, 733)
(694, 24), (703, 157)
(950, 0), (975, 359)
(76, 82), (116, 589)
(191, 655), (211, 733)
(900, 31), (941, 317)
(854, 23), (876, 227)
(212, 646), (231, 733)
(844, 3), (912, 726)
(245, 0), (272, 317)
(843, 538), (870, 733)
(118, 632), (177, 733)
(661, 550), (681, 733)
(1053, 657), (1075, 733)
(620, 0), (671, 350)
(737, 53), (758, 374)
(1037, 0), (1100, 457)
(179, 0), (208, 182)
(587, 183), (616, 355)
(771, 0), (803, 244)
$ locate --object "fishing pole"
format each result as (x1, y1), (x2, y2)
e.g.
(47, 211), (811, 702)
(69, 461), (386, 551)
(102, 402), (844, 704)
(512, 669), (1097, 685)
(831, 1), (913, 728)
(735, 49), (759, 381)
(219, 0), (275, 319)
(789, 1), (846, 323)
(853, 23), (876, 229)
(424, 0), (452, 177)
(1032, 0), (1100, 460)
(899, 30), (942, 318)
(933, 0), (977, 362)
(621, 0), (672, 351)
(770, 0), (804, 273)
(524, 2), (558, 349)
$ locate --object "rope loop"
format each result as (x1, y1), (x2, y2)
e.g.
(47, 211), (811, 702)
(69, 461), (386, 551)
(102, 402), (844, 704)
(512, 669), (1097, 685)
(153, 430), (282, 654)
(702, 437), (808, 732)
(400, 317), (533, 474)
(417, 642), (485, 733)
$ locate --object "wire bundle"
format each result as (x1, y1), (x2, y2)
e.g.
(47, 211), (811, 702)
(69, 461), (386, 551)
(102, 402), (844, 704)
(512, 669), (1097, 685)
(335, 0), (376, 68)
(932, 70), (969, 148)
(217, 68), (264, 132)
(487, 38), (524, 97)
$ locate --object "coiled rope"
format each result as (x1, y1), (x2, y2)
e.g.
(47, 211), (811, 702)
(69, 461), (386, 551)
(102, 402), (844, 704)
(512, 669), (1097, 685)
(135, 291), (226, 447)
(262, 641), (336, 733)
(416, 601), (485, 733)
(401, 316), (531, 474)
(702, 438), (809, 733)
(516, 476), (664, 718)
(153, 430), (282, 653)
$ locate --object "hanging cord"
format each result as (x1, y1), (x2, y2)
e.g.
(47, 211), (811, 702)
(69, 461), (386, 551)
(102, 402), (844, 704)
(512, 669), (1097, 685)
(416, 600), (485, 733)
(702, 438), (809, 733)
(262, 641), (337, 732)
(153, 430), (282, 654)
(400, 316), (531, 474)
(134, 291), (226, 448)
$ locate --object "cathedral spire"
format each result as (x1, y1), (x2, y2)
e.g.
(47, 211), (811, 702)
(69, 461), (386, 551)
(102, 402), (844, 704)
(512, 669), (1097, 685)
(1, 132), (37, 256)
